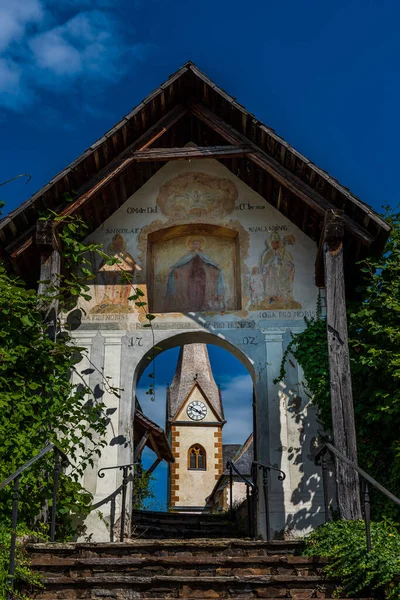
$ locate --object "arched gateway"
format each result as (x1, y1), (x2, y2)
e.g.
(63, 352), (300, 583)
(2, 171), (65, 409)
(1, 62), (389, 542)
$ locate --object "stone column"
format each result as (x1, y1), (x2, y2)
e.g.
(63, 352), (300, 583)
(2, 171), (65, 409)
(264, 328), (292, 537)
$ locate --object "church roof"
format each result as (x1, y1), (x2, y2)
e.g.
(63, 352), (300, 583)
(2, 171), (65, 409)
(206, 433), (254, 506)
(222, 444), (241, 469)
(134, 409), (174, 463)
(231, 433), (254, 476)
(0, 61), (390, 290)
(167, 343), (224, 422)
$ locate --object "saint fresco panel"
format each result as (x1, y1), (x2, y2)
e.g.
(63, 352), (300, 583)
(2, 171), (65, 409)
(151, 235), (238, 314)
(249, 231), (301, 310)
(90, 233), (137, 314)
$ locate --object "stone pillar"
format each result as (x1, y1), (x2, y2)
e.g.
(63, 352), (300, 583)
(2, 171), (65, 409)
(263, 328), (291, 537)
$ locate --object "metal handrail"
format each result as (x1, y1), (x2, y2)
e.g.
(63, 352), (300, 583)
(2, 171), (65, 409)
(98, 462), (139, 542)
(315, 442), (400, 552)
(227, 460), (255, 490)
(253, 460), (286, 482)
(226, 459), (286, 541)
(0, 443), (56, 491)
(226, 460), (255, 538)
(315, 442), (400, 507)
(252, 460), (286, 542)
(0, 442), (66, 594)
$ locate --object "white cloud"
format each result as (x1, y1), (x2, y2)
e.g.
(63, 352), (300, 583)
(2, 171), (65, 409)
(30, 28), (82, 76)
(0, 0), (43, 52)
(0, 2), (150, 113)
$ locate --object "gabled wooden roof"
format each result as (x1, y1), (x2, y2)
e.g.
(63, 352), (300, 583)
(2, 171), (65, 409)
(0, 61), (390, 287)
(134, 410), (174, 464)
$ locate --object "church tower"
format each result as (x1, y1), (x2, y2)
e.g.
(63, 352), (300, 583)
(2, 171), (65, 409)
(166, 344), (225, 511)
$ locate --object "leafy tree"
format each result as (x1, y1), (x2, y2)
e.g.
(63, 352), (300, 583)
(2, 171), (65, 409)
(278, 206), (400, 514)
(0, 211), (118, 538)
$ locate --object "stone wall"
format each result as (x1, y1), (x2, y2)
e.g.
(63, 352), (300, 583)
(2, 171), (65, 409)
(70, 155), (325, 540)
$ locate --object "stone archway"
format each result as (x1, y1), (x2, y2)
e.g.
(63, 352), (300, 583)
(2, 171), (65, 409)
(126, 329), (270, 536)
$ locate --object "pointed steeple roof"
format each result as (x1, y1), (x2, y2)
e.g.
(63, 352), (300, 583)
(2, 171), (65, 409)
(167, 344), (223, 422)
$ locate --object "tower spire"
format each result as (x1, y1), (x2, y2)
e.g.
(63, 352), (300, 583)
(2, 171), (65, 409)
(167, 344), (224, 423)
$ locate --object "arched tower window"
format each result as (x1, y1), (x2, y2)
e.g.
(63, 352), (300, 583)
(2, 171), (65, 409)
(188, 445), (206, 470)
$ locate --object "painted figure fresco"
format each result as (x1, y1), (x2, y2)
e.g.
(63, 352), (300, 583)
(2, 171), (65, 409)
(250, 232), (302, 310)
(249, 266), (264, 306)
(157, 172), (238, 218)
(90, 234), (136, 314)
(164, 237), (226, 313)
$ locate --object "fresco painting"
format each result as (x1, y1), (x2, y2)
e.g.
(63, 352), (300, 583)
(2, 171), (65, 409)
(157, 172), (237, 218)
(75, 164), (317, 323)
(152, 235), (237, 314)
(250, 232), (302, 310)
(90, 233), (137, 314)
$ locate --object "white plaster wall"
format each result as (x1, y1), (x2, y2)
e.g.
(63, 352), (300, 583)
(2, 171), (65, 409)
(68, 156), (325, 540)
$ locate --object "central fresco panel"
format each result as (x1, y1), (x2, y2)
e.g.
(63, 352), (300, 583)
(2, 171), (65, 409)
(76, 157), (318, 325)
(151, 233), (238, 313)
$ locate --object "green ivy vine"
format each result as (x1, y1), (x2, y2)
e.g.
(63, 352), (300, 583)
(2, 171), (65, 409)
(0, 183), (158, 595)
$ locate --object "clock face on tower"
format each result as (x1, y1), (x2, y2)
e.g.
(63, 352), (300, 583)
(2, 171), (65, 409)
(187, 400), (207, 421)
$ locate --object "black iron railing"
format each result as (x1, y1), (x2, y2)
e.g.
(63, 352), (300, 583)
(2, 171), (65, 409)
(252, 460), (285, 542)
(227, 460), (256, 538)
(97, 462), (139, 542)
(315, 442), (400, 551)
(0, 444), (140, 595)
(227, 459), (285, 540)
(0, 443), (65, 592)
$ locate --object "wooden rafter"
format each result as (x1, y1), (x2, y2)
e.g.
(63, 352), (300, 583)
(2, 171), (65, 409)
(59, 104), (187, 218)
(146, 457), (162, 475)
(9, 104), (188, 259)
(189, 101), (375, 246)
(133, 431), (150, 462)
(130, 145), (251, 161)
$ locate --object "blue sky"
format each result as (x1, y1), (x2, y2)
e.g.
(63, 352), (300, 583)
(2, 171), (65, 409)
(1, 0), (399, 214)
(1, 0), (398, 508)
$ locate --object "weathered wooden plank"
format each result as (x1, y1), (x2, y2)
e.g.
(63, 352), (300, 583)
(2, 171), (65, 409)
(324, 210), (361, 520)
(131, 145), (251, 162)
(189, 101), (376, 246)
(36, 221), (61, 342)
(133, 432), (150, 461)
(147, 457), (162, 475)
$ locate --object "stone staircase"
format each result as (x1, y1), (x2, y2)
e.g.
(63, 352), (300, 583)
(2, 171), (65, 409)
(131, 510), (241, 539)
(26, 538), (373, 599)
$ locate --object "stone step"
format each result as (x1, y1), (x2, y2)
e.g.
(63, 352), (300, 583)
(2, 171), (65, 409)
(132, 518), (237, 529)
(132, 510), (233, 521)
(27, 539), (304, 560)
(30, 554), (328, 578)
(131, 511), (240, 539)
(132, 525), (240, 539)
(25, 541), (373, 599)
(29, 573), (336, 599)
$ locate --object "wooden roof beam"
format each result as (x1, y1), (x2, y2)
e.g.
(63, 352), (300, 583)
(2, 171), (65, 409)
(9, 104), (188, 259)
(189, 101), (375, 247)
(59, 104), (188, 218)
(131, 145), (251, 161)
